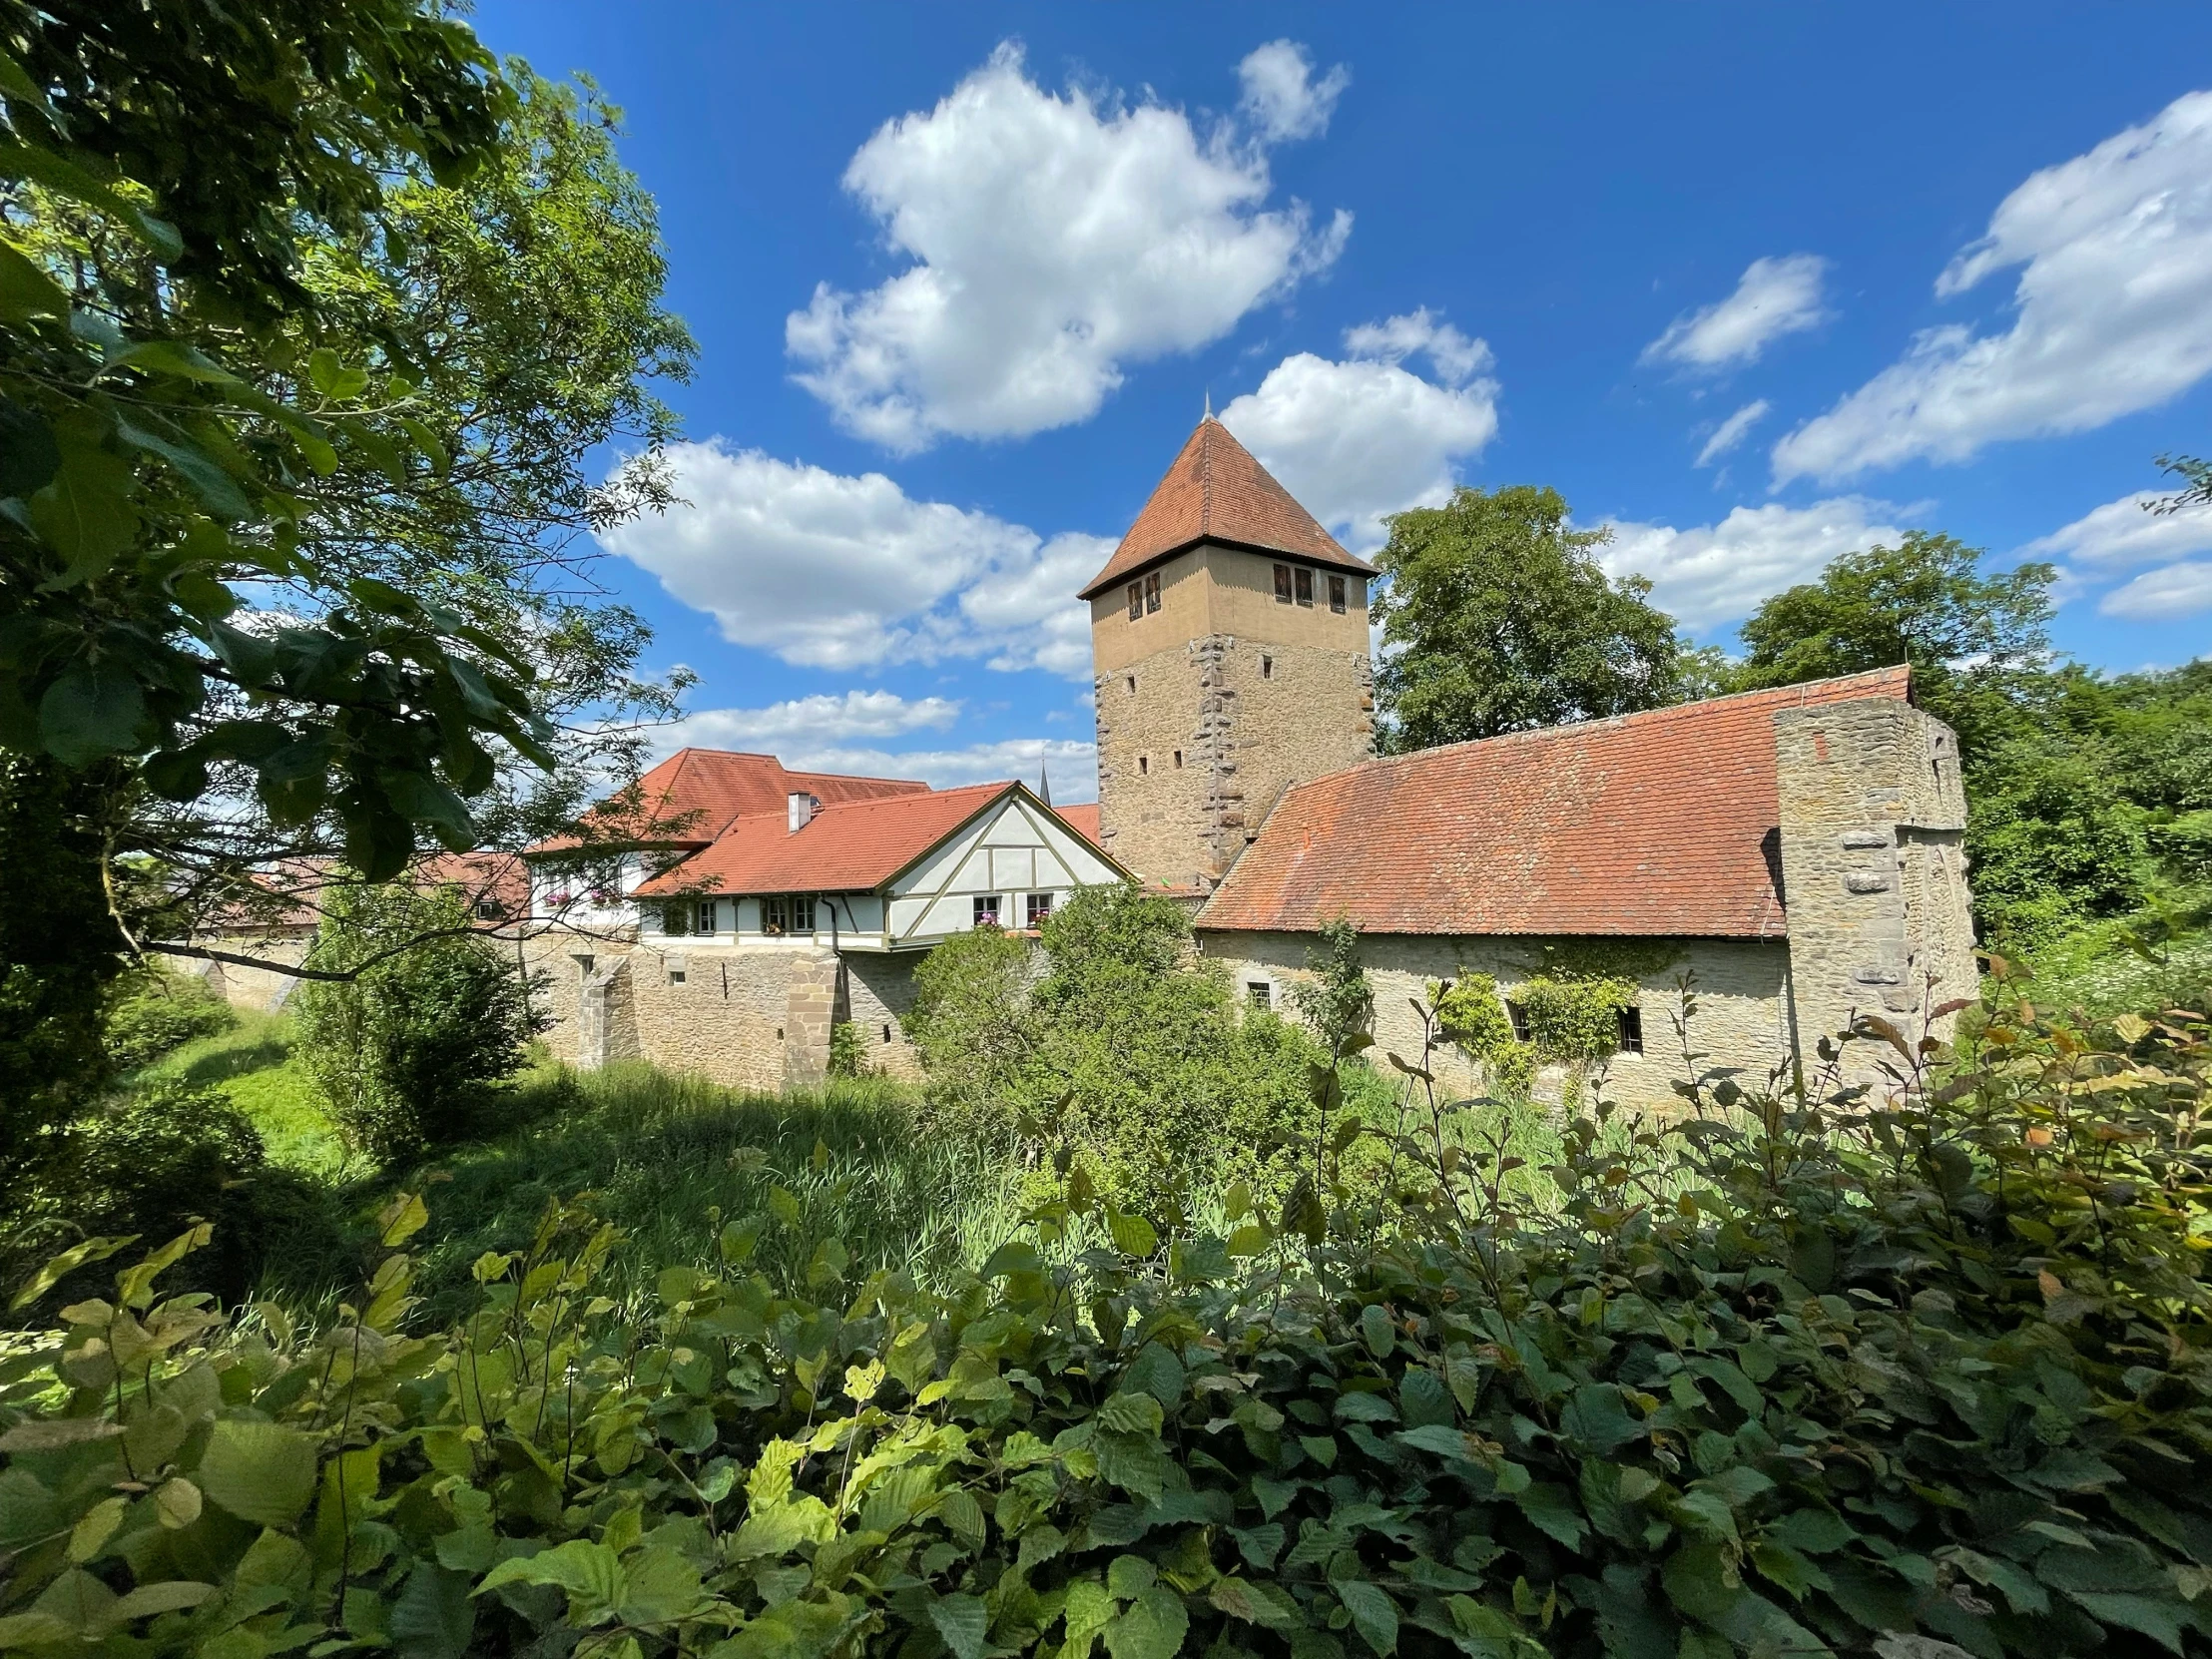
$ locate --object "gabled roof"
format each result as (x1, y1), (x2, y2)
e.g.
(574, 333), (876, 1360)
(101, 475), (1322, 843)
(1078, 416), (1377, 599)
(1196, 668), (1915, 940)
(534, 749), (929, 852)
(630, 783), (999, 896)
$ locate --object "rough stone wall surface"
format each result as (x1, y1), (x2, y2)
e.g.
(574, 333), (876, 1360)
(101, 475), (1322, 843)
(844, 953), (924, 1081)
(1199, 930), (1795, 1113)
(524, 934), (850, 1093)
(166, 932), (311, 1012)
(1095, 632), (1373, 890)
(1774, 699), (1976, 1086)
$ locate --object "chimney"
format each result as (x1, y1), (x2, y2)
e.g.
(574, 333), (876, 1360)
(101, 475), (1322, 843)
(787, 792), (820, 833)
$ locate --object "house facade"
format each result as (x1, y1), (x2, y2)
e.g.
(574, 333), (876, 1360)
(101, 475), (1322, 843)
(520, 764), (1126, 1090)
(1082, 415), (1977, 1106)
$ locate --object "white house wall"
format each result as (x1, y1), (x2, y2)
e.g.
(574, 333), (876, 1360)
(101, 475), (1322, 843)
(886, 797), (1122, 946)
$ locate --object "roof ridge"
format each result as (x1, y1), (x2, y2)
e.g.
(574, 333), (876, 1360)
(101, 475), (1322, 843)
(1334, 666), (1912, 783)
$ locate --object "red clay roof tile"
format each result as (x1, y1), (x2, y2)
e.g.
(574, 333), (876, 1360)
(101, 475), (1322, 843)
(1079, 417), (1377, 599)
(635, 783), (1020, 896)
(531, 749), (928, 852)
(1195, 668), (1914, 939)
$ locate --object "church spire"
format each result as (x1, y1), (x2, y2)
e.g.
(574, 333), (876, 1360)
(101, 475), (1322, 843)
(1036, 763), (1052, 807)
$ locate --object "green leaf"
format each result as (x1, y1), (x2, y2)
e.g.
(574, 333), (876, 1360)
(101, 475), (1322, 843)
(1398, 1367), (1453, 1429)
(107, 1581), (216, 1623)
(475, 1540), (625, 1612)
(0, 236), (68, 321)
(194, 1418), (319, 1527)
(1107, 1210), (1158, 1258)
(29, 439), (139, 584)
(11, 1235), (134, 1310)
(1560, 1383), (1642, 1454)
(388, 1564), (474, 1659)
(1123, 1344), (1185, 1408)
(1098, 1391), (1165, 1435)
(1210, 1576), (1302, 1629)
(1104, 1586), (1189, 1659)
(1063, 1580), (1115, 1654)
(0, 144), (182, 258)
(1338, 1579), (1400, 1656)
(929, 1593), (989, 1659)
(1360, 1304), (1394, 1358)
(40, 666), (148, 767)
(113, 410), (254, 520)
(1514, 1482), (1589, 1550)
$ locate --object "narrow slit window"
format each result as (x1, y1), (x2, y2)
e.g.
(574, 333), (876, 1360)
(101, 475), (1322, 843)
(1172, 750), (1183, 769)
(1127, 581), (1143, 621)
(1273, 563), (1293, 602)
(1262, 655), (1274, 679)
(1329, 574), (1348, 614)
(882, 1023), (893, 1044)
(1126, 675), (1137, 695)
(1295, 567), (1314, 606)
(1144, 571), (1162, 614)
(1616, 1005), (1644, 1055)
(1138, 755), (1149, 776)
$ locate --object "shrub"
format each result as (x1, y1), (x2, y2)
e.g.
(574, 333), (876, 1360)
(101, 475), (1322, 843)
(5, 982), (2211, 1659)
(102, 964), (238, 1073)
(292, 880), (546, 1163)
(828, 1020), (867, 1079)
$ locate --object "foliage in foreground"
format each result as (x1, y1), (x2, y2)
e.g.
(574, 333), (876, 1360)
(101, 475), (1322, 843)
(101, 968), (236, 1076)
(4, 981), (2212, 1658)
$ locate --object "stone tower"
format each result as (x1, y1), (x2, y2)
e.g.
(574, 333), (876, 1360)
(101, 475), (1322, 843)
(1083, 416), (1376, 889)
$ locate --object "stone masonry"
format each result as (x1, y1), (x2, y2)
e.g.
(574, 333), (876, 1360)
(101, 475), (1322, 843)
(1774, 696), (1975, 1079)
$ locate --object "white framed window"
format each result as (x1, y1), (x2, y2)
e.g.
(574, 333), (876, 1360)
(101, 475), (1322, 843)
(764, 894), (816, 935)
(695, 900), (718, 934)
(973, 893), (1003, 927)
(1247, 979), (1273, 1010)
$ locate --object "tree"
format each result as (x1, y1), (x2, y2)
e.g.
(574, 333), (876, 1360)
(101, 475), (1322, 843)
(292, 879), (545, 1163)
(0, 8), (691, 1185)
(1372, 485), (1689, 751)
(1734, 531), (2055, 754)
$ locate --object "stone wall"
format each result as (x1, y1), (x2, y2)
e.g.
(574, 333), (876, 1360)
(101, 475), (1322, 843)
(1774, 698), (1975, 1082)
(162, 931), (313, 1012)
(1198, 929), (1795, 1113)
(522, 934), (931, 1091)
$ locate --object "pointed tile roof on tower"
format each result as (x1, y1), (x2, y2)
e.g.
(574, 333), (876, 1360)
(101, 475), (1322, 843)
(1078, 415), (1378, 599)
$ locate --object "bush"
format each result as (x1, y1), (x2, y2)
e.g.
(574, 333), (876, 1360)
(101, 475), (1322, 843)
(912, 885), (1331, 1208)
(102, 963), (238, 1072)
(6, 981), (2211, 1659)
(292, 880), (546, 1163)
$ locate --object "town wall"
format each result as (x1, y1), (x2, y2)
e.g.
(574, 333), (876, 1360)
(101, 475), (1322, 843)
(163, 931), (313, 1012)
(1774, 698), (1975, 1087)
(1197, 929), (1796, 1113)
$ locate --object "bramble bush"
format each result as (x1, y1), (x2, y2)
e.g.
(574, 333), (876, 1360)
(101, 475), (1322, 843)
(3, 974), (2211, 1659)
(101, 967), (237, 1075)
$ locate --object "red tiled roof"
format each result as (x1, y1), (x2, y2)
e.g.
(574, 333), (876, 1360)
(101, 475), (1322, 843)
(1196, 668), (1915, 939)
(1054, 803), (1103, 847)
(533, 749), (928, 852)
(636, 783), (1021, 897)
(201, 850), (531, 931)
(1078, 417), (1377, 599)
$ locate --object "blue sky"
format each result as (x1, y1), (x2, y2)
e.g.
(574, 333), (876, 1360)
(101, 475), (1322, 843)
(473, 3), (2212, 803)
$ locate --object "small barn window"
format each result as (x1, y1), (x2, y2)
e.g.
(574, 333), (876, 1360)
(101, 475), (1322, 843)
(973, 893), (1003, 927)
(1247, 980), (1273, 1010)
(1273, 563), (1293, 602)
(1506, 1001), (1530, 1044)
(1127, 581), (1143, 621)
(1329, 574), (1348, 614)
(668, 968), (687, 986)
(1144, 571), (1162, 614)
(1616, 1006), (1644, 1054)
(1295, 567), (1314, 606)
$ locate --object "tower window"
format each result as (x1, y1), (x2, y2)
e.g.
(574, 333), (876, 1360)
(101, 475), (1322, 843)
(1295, 567), (1314, 606)
(1144, 571), (1162, 614)
(1139, 755), (1149, 776)
(1329, 574), (1347, 614)
(1616, 1006), (1644, 1054)
(1261, 655), (1273, 679)
(1127, 581), (1142, 621)
(1273, 563), (1293, 603)
(1172, 750), (1183, 769)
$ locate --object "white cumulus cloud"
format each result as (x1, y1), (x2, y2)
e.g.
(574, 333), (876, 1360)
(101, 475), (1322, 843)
(1775, 91), (2212, 484)
(1220, 309), (1500, 550)
(1600, 497), (1911, 632)
(786, 43), (1351, 452)
(2100, 561), (2212, 620)
(677, 691), (960, 752)
(600, 441), (1107, 678)
(1642, 255), (1831, 371)
(1237, 40), (1350, 143)
(659, 729), (1101, 804)
(2018, 488), (2212, 567)
(1695, 398), (1772, 467)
